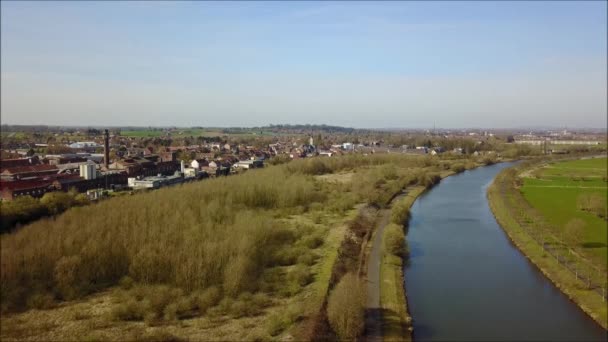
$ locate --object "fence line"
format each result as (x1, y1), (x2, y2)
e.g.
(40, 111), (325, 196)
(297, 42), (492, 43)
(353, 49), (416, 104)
(496, 169), (606, 301)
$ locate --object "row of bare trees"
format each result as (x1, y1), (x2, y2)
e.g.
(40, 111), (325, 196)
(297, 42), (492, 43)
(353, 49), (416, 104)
(495, 167), (607, 301)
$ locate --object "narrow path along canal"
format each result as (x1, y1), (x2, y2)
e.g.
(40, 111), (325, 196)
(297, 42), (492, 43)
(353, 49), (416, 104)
(404, 163), (607, 341)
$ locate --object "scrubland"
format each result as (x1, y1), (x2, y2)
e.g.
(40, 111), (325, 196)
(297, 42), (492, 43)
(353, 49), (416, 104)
(1, 153), (485, 341)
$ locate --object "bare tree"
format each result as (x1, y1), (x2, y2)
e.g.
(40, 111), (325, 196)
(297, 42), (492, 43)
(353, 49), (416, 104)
(564, 218), (586, 250)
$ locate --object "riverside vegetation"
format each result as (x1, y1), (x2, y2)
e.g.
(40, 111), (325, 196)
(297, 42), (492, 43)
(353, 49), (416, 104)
(0, 189), (91, 233)
(380, 187), (425, 342)
(2, 153), (497, 341)
(488, 156), (608, 329)
(377, 160), (482, 342)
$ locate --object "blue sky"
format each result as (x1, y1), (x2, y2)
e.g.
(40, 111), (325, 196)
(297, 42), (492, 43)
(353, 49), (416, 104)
(1, 1), (606, 128)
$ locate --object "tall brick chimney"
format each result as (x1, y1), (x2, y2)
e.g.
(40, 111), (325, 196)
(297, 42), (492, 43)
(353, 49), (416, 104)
(104, 129), (110, 169)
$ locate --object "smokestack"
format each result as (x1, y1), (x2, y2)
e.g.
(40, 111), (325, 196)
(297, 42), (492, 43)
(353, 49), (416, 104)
(104, 129), (110, 169)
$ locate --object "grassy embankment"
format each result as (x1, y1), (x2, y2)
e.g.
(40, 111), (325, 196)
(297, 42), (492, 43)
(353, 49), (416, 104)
(380, 186), (425, 342)
(488, 157), (608, 330)
(1, 154), (481, 341)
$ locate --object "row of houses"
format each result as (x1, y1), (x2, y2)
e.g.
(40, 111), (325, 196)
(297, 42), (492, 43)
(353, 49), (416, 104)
(0, 149), (266, 201)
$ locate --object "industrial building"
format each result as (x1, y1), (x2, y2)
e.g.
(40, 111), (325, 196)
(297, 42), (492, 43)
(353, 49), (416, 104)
(127, 172), (184, 190)
(79, 163), (97, 180)
(236, 159), (264, 169)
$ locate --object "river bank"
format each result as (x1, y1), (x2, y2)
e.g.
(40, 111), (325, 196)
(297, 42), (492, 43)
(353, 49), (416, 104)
(375, 163), (499, 341)
(487, 163), (608, 331)
(378, 185), (426, 342)
(404, 162), (605, 340)
(375, 165), (485, 341)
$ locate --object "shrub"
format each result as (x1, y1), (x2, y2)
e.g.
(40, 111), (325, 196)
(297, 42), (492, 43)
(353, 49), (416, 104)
(54, 255), (85, 300)
(302, 235), (324, 249)
(81, 332), (110, 342)
(0, 195), (48, 233)
(40, 191), (76, 215)
(272, 247), (302, 266)
(450, 163), (466, 173)
(418, 173), (441, 187)
(391, 200), (410, 225)
(195, 286), (222, 314)
(563, 218), (586, 248)
(163, 295), (197, 321)
(223, 255), (256, 296)
(251, 292), (271, 308)
(384, 224), (406, 257)
(111, 299), (146, 321)
(266, 312), (289, 336)
(328, 193), (356, 214)
(208, 297), (234, 317)
(72, 310), (91, 320)
(138, 330), (186, 342)
(287, 264), (314, 287)
(300, 158), (332, 175)
(259, 267), (284, 293)
(229, 297), (250, 318)
(119, 276), (135, 290)
(297, 251), (317, 266)
(146, 285), (183, 319)
(577, 193), (607, 219)
(246, 328), (272, 342)
(277, 281), (302, 298)
(26, 292), (55, 310)
(482, 155), (497, 165)
(311, 211), (324, 224)
(129, 248), (173, 284)
(327, 273), (365, 341)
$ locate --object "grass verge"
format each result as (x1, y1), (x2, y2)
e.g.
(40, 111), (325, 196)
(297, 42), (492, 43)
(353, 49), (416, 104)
(488, 167), (608, 330)
(379, 186), (431, 342)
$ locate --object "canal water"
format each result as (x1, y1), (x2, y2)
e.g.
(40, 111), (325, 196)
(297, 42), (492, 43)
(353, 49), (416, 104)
(404, 163), (607, 341)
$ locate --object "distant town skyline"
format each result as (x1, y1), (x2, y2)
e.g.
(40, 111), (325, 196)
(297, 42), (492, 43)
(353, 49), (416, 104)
(1, 1), (606, 128)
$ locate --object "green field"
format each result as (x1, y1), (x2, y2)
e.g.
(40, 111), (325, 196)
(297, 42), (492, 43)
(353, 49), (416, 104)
(120, 130), (166, 137)
(120, 129), (283, 138)
(0, 131), (27, 139)
(521, 157), (607, 266)
(488, 164), (608, 330)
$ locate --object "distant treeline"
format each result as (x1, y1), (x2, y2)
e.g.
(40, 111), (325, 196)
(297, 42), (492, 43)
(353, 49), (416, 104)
(264, 124), (358, 133)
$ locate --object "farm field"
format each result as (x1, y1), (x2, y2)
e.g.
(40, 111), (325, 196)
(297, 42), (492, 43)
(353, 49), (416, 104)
(119, 128), (286, 138)
(119, 129), (166, 137)
(520, 157), (607, 267)
(0, 131), (27, 138)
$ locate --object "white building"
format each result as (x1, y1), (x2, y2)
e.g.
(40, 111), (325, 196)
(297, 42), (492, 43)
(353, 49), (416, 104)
(79, 163), (97, 180)
(184, 167), (198, 178)
(128, 173), (184, 190)
(69, 141), (101, 149)
(191, 159), (208, 169)
(86, 188), (105, 200)
(342, 143), (353, 150)
(237, 160), (264, 169)
(515, 140), (601, 146)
